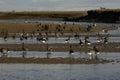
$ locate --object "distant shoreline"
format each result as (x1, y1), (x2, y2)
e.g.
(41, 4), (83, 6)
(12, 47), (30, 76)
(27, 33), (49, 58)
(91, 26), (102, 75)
(0, 9), (120, 23)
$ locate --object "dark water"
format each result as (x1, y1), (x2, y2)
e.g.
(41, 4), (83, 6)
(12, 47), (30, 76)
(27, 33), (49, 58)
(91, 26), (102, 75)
(0, 63), (120, 80)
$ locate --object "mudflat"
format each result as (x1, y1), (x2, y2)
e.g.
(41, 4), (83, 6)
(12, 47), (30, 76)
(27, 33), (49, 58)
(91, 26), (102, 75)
(0, 22), (119, 64)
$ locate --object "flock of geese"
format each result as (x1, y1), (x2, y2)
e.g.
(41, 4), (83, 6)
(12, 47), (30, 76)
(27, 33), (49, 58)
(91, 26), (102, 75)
(0, 23), (110, 59)
(0, 34), (108, 59)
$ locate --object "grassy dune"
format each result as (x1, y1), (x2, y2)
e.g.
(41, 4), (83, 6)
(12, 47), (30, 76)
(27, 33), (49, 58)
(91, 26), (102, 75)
(0, 11), (87, 20)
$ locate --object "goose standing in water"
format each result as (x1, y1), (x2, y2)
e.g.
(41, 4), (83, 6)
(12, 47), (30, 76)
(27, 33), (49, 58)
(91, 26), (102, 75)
(0, 48), (9, 57)
(79, 39), (83, 45)
(104, 37), (108, 44)
(22, 43), (28, 58)
(93, 23), (96, 27)
(40, 38), (47, 43)
(46, 45), (53, 58)
(97, 36), (103, 43)
(3, 30), (8, 41)
(96, 32), (104, 43)
(65, 38), (70, 43)
(12, 33), (16, 40)
(84, 37), (91, 45)
(88, 46), (99, 59)
(69, 46), (74, 58)
(4, 35), (8, 41)
(65, 36), (70, 43)
(37, 37), (47, 43)
(74, 33), (79, 39)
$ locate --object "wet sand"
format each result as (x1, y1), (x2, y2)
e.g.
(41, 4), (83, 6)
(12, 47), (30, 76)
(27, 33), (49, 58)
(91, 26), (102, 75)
(0, 42), (120, 52)
(0, 57), (114, 64)
(0, 22), (117, 33)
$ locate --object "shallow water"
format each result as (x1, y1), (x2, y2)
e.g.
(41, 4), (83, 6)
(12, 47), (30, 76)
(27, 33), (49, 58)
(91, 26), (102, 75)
(1, 51), (120, 60)
(0, 20), (120, 80)
(99, 29), (120, 35)
(0, 19), (120, 27)
(0, 63), (120, 80)
(0, 36), (120, 44)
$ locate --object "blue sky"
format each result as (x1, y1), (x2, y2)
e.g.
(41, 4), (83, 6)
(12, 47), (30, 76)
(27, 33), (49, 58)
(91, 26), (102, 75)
(0, 0), (120, 11)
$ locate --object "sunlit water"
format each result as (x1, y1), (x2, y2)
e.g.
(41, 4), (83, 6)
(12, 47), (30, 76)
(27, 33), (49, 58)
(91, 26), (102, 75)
(0, 19), (120, 27)
(0, 36), (120, 44)
(0, 51), (120, 60)
(0, 63), (120, 80)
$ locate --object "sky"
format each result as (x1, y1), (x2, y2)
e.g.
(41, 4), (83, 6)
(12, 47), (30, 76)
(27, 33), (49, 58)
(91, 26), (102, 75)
(0, 0), (120, 11)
